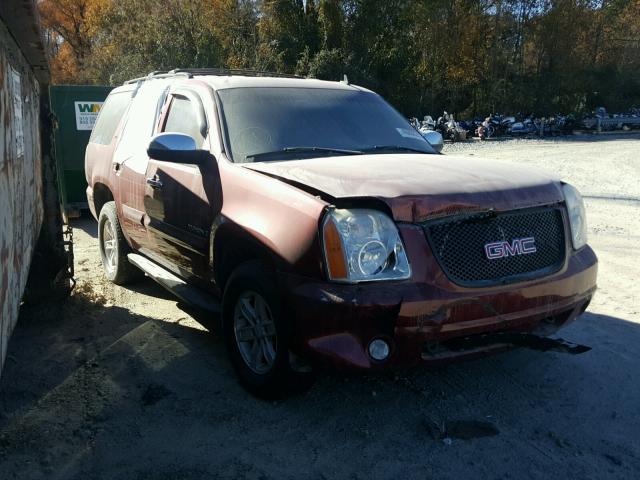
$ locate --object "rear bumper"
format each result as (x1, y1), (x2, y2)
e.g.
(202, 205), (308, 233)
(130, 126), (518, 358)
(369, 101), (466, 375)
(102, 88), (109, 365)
(280, 245), (597, 370)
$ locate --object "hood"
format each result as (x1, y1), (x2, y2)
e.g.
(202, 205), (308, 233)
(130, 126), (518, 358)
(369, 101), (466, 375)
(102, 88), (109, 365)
(243, 154), (565, 222)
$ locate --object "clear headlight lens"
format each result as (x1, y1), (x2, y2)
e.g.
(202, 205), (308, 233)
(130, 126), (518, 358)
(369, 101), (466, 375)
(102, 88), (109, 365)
(322, 208), (411, 282)
(562, 183), (588, 249)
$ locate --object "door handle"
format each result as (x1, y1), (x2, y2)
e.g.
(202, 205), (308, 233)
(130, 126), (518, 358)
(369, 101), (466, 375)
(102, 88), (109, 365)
(146, 176), (163, 189)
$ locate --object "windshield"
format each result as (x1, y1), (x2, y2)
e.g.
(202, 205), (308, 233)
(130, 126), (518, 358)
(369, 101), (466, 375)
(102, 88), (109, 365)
(216, 87), (436, 162)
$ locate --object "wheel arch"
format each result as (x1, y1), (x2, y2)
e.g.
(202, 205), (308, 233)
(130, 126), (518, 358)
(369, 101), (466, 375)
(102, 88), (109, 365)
(93, 182), (114, 217)
(211, 217), (285, 291)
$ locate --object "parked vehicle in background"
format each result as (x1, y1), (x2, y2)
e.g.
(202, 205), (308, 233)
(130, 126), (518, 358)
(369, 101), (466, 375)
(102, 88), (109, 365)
(434, 112), (467, 142)
(424, 113), (469, 142)
(544, 114), (577, 136)
(421, 115), (436, 130)
(435, 112), (455, 141)
(582, 107), (640, 131)
(457, 119), (477, 138)
(508, 114), (538, 136)
(487, 113), (513, 136)
(85, 69), (597, 398)
(417, 107), (637, 140)
(476, 116), (493, 139)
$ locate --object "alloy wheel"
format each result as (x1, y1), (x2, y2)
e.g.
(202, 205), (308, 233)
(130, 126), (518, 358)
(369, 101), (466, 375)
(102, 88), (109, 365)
(233, 291), (278, 375)
(101, 218), (117, 273)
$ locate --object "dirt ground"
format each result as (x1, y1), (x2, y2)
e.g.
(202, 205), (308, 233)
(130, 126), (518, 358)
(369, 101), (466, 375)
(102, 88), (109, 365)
(1, 134), (639, 479)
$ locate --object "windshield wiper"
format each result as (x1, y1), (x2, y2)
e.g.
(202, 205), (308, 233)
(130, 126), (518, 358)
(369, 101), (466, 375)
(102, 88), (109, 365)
(246, 146), (363, 162)
(361, 145), (432, 154)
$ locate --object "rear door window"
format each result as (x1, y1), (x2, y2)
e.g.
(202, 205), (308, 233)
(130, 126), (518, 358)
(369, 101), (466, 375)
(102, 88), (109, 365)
(89, 91), (131, 145)
(113, 80), (170, 172)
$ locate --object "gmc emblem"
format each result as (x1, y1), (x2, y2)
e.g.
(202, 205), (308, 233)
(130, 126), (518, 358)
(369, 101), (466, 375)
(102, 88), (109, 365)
(485, 237), (537, 260)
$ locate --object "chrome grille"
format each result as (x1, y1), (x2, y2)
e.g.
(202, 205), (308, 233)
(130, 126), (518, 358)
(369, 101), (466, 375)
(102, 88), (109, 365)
(422, 207), (566, 287)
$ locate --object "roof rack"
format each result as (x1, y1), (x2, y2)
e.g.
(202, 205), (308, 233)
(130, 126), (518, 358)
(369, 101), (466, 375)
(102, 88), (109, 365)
(124, 68), (303, 85)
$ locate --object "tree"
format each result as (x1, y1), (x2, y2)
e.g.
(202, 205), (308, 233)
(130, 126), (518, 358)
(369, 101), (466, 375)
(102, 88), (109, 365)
(318, 0), (343, 50)
(39, 0), (640, 115)
(39, 0), (107, 83)
(257, 0), (307, 72)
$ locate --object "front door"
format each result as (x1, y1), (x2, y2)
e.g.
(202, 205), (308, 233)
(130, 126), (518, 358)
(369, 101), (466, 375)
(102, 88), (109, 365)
(143, 89), (222, 281)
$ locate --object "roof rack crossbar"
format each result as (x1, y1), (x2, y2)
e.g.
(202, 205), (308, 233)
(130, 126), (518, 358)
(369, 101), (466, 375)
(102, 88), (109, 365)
(124, 71), (190, 85)
(170, 68), (302, 79)
(123, 68), (303, 85)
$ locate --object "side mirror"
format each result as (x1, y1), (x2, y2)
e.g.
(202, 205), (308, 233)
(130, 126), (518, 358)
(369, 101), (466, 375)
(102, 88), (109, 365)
(147, 132), (211, 164)
(421, 130), (444, 153)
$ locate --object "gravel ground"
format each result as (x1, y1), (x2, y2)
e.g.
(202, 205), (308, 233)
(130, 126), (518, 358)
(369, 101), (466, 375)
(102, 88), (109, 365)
(1, 134), (639, 479)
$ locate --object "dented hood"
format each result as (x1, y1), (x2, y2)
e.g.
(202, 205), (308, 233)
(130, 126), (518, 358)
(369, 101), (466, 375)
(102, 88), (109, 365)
(243, 154), (564, 222)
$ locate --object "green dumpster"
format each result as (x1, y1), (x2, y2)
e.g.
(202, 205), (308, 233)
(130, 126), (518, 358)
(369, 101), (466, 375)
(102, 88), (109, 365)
(50, 85), (113, 216)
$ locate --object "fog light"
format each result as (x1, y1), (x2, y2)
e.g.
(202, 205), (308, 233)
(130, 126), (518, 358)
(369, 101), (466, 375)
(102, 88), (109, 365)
(368, 339), (390, 361)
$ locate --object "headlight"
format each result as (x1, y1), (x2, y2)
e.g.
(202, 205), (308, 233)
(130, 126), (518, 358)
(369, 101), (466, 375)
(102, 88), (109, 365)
(322, 208), (411, 282)
(562, 183), (588, 249)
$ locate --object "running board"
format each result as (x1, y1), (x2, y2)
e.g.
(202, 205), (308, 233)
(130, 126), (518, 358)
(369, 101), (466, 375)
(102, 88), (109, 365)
(127, 253), (220, 314)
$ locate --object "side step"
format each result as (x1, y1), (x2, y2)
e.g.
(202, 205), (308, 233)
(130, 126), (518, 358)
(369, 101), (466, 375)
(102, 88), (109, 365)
(127, 253), (220, 314)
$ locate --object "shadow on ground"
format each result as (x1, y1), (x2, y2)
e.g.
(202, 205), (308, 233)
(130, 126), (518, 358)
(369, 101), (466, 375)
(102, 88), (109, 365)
(73, 215), (97, 238)
(1, 292), (639, 479)
(2, 179), (638, 479)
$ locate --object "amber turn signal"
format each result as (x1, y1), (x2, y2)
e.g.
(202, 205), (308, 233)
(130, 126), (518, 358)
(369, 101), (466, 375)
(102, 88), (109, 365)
(323, 218), (348, 280)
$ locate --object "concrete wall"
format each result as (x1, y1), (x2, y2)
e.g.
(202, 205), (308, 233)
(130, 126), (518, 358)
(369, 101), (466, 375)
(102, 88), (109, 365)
(0, 12), (45, 374)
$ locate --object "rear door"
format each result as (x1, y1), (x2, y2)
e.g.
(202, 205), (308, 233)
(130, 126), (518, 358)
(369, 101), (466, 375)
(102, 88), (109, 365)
(85, 88), (132, 218)
(112, 80), (170, 250)
(143, 87), (222, 281)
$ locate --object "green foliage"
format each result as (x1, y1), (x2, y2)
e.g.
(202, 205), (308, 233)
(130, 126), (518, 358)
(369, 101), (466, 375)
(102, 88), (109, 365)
(41, 0), (640, 116)
(307, 48), (347, 79)
(318, 0), (343, 50)
(86, 0), (224, 84)
(258, 0), (308, 72)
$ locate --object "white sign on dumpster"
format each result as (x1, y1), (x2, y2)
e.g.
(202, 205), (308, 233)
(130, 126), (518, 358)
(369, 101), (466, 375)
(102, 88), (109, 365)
(74, 101), (103, 130)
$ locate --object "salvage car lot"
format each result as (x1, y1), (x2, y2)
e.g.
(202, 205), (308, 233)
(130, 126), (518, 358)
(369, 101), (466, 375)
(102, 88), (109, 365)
(1, 134), (639, 479)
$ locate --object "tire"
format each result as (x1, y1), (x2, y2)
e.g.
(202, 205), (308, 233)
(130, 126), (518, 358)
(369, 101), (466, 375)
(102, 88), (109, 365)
(98, 201), (143, 285)
(222, 260), (314, 399)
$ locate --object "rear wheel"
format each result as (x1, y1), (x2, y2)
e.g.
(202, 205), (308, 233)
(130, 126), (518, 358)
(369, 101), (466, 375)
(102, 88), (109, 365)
(222, 260), (314, 398)
(98, 201), (142, 285)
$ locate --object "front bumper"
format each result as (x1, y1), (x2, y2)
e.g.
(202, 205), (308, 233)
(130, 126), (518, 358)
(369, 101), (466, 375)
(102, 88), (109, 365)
(280, 230), (597, 370)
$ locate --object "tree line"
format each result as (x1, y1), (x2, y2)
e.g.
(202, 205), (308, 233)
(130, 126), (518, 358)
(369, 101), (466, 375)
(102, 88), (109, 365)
(40, 0), (640, 117)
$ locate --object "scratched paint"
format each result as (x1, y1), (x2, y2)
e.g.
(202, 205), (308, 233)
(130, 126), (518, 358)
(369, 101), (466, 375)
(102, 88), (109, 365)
(0, 18), (45, 375)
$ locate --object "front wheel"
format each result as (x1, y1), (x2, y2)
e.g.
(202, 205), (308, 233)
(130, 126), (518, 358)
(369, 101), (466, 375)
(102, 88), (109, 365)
(222, 261), (314, 398)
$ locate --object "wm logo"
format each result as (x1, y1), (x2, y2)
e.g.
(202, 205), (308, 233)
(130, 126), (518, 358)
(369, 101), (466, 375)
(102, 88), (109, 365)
(77, 103), (102, 113)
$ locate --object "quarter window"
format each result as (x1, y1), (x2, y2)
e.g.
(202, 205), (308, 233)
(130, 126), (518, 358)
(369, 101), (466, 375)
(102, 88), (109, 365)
(90, 91), (131, 145)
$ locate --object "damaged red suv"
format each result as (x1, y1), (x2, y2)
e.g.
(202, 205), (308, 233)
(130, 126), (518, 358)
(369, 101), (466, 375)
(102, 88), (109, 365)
(85, 69), (597, 396)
